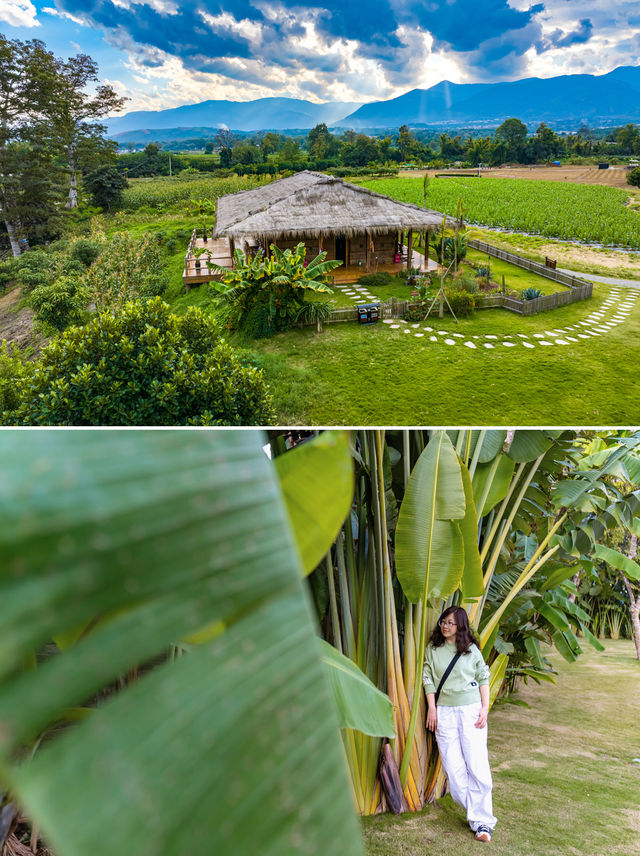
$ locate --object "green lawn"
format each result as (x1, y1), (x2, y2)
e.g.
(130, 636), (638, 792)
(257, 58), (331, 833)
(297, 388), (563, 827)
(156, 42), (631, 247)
(249, 280), (640, 425)
(362, 639), (640, 856)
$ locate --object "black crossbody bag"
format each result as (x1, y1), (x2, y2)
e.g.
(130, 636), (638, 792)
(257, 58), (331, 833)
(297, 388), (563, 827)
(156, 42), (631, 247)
(434, 651), (462, 705)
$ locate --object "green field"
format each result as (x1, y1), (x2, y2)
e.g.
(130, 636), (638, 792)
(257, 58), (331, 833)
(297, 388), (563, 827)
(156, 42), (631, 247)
(359, 176), (640, 248)
(362, 640), (640, 856)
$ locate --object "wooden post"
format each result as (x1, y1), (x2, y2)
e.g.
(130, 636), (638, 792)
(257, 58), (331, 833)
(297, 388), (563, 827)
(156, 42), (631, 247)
(425, 230), (429, 271)
(365, 231), (370, 272)
(407, 229), (413, 271)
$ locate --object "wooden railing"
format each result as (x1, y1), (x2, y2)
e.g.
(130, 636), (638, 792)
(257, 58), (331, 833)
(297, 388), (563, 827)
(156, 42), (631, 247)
(466, 239), (592, 291)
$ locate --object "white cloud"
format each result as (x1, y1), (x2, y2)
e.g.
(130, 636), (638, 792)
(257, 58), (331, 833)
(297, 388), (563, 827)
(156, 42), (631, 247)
(42, 6), (89, 25)
(0, 0), (39, 28)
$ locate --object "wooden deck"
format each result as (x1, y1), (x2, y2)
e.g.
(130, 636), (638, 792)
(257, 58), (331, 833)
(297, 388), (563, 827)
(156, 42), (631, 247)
(183, 235), (233, 289)
(183, 235), (439, 289)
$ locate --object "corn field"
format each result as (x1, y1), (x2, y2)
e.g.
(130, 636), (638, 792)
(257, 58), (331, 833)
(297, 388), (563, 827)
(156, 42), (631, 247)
(359, 176), (640, 248)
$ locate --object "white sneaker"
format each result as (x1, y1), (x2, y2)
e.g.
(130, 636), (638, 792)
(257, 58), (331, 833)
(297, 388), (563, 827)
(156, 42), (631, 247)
(474, 826), (492, 842)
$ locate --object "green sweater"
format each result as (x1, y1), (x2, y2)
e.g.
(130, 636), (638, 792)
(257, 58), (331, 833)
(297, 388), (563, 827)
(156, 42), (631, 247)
(422, 641), (490, 707)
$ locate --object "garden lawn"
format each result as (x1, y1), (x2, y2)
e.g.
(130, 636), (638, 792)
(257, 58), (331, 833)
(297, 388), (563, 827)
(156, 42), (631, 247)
(361, 639), (640, 856)
(251, 280), (640, 425)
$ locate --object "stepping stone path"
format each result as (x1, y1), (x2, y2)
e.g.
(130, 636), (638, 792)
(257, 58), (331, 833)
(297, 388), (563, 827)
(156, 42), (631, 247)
(377, 288), (637, 352)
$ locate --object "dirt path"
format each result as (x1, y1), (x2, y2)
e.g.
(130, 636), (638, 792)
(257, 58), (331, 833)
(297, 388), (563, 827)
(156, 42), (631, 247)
(0, 287), (42, 353)
(402, 165), (636, 189)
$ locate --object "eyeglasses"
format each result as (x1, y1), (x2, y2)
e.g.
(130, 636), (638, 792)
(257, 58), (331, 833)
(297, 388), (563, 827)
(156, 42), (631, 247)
(440, 620), (457, 628)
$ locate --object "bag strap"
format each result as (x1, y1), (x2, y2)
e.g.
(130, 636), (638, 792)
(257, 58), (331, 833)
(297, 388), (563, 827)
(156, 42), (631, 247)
(434, 651), (462, 705)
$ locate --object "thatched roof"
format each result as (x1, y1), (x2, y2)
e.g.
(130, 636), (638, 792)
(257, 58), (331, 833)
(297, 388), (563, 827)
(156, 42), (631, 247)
(213, 170), (457, 240)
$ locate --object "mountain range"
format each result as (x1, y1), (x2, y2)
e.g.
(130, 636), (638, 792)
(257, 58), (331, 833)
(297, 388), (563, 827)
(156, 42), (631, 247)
(106, 65), (640, 142)
(106, 98), (362, 136)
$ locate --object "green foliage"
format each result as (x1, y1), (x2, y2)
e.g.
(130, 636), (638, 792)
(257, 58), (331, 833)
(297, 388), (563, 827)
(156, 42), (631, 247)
(83, 166), (128, 210)
(0, 341), (32, 415)
(360, 176), (640, 248)
(522, 287), (543, 300)
(432, 232), (467, 262)
(212, 243), (339, 338)
(28, 276), (89, 331)
(357, 272), (396, 288)
(13, 250), (56, 293)
(0, 432), (362, 856)
(8, 298), (275, 426)
(444, 289), (475, 316)
(69, 238), (102, 268)
(121, 175), (264, 212)
(82, 231), (166, 310)
(627, 166), (640, 187)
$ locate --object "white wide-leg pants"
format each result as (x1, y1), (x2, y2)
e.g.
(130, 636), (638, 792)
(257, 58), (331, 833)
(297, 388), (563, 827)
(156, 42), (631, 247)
(435, 701), (497, 832)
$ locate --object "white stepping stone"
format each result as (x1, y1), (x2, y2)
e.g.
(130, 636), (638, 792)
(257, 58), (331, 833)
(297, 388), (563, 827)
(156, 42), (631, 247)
(414, 332), (424, 337)
(390, 324), (400, 329)
(486, 334), (498, 339)
(534, 333), (544, 338)
(412, 323), (420, 328)
(539, 340), (552, 345)
(382, 318), (393, 323)
(555, 339), (569, 345)
(578, 334), (590, 339)
(566, 336), (579, 342)
(484, 343), (494, 349)
(430, 336), (438, 342)
(503, 341), (516, 347)
(438, 330), (447, 335)
(473, 335), (480, 339)
(464, 341), (477, 349)
(522, 342), (535, 348)
(424, 326), (433, 331)
(518, 333), (529, 338)
(403, 328), (410, 334)
(445, 338), (456, 345)
(453, 333), (464, 338)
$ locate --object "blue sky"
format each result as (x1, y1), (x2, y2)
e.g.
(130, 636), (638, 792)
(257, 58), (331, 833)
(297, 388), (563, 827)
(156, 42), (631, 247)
(2, 0), (639, 112)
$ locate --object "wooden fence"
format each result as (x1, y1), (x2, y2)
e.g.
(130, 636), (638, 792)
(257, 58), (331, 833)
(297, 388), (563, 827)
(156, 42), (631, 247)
(466, 239), (592, 291)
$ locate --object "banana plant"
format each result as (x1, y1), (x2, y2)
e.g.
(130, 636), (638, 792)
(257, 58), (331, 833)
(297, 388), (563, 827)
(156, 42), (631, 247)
(0, 430), (367, 856)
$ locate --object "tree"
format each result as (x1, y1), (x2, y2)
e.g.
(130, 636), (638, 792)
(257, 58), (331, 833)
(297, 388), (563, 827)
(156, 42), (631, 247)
(307, 123), (337, 161)
(0, 35), (59, 255)
(277, 138), (302, 166)
(397, 124), (416, 161)
(204, 140), (214, 154)
(83, 165), (128, 210)
(495, 118), (528, 161)
(7, 298), (275, 425)
(49, 53), (126, 208)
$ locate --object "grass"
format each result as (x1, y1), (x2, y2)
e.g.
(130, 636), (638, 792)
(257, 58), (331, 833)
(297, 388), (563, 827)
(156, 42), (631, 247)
(362, 639), (640, 856)
(249, 279), (640, 425)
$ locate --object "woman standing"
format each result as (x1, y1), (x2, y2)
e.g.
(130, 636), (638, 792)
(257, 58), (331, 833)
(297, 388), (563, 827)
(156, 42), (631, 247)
(422, 605), (496, 842)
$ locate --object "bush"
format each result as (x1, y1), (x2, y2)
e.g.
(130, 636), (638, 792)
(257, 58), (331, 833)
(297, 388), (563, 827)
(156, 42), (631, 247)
(403, 306), (425, 322)
(0, 341), (32, 416)
(627, 167), (640, 187)
(69, 238), (102, 268)
(357, 272), (396, 288)
(444, 289), (475, 316)
(8, 298), (275, 426)
(29, 276), (89, 331)
(521, 287), (543, 300)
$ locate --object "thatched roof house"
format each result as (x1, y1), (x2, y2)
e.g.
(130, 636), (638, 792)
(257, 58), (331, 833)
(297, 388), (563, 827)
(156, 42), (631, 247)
(213, 170), (456, 274)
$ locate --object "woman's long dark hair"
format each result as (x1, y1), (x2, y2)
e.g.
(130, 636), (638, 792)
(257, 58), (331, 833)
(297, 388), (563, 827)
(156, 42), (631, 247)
(429, 606), (480, 655)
